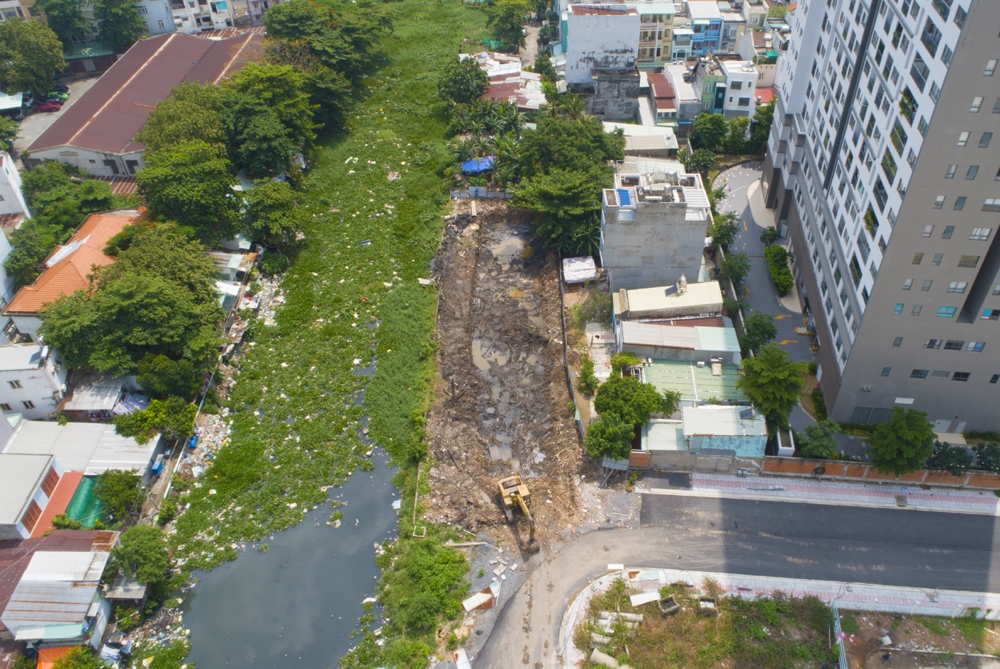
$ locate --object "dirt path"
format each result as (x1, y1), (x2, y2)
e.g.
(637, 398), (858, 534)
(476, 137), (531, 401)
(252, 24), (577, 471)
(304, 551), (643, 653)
(423, 201), (587, 551)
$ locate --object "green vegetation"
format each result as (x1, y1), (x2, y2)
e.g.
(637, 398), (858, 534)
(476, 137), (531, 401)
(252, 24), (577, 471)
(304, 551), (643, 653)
(51, 513), (83, 529)
(578, 354), (599, 396)
(51, 647), (105, 669)
(914, 616), (948, 636)
(33, 0), (89, 48)
(840, 612), (859, 636)
(759, 227), (780, 247)
(575, 578), (837, 668)
(113, 397), (197, 444)
(585, 372), (667, 460)
(0, 18), (67, 95)
(973, 443), (1000, 473)
(0, 116), (18, 151)
(736, 344), (805, 430)
(94, 469), (143, 525)
(708, 211), (739, 252)
(485, 0), (531, 49)
(690, 113), (728, 152)
(6, 161), (124, 288)
(869, 407), (936, 475)
(680, 147), (718, 176)
(718, 251), (751, 287)
(798, 420), (840, 460)
(94, 0), (147, 52)
(438, 55), (489, 105)
(764, 245), (794, 296)
(741, 311), (776, 355)
(810, 387), (827, 420)
(926, 442), (973, 476)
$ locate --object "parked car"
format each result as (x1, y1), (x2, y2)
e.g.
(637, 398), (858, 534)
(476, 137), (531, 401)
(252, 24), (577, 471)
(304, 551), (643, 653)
(45, 97), (64, 106)
(51, 84), (69, 94)
(47, 91), (69, 101)
(34, 101), (61, 112)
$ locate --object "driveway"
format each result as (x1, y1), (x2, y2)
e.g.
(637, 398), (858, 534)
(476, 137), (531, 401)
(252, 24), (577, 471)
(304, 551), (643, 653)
(474, 495), (1000, 668)
(519, 21), (540, 66)
(713, 162), (816, 364)
(11, 75), (101, 160)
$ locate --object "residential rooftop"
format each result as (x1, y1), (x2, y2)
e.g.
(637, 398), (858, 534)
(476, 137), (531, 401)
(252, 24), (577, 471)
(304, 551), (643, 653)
(614, 281), (724, 320)
(0, 453), (52, 526)
(0, 344), (46, 372)
(621, 321), (740, 354)
(2, 420), (159, 476)
(641, 358), (744, 402)
(570, 4), (639, 15)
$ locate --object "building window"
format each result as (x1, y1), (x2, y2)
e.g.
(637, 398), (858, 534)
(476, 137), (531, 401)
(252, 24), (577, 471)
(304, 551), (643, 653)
(932, 253), (944, 266)
(136, 4), (147, 13)
(953, 372), (971, 382)
(924, 338), (942, 349)
(937, 306), (958, 318)
(22, 400), (34, 410)
(954, 196), (967, 211)
(893, 337), (904, 347)
(894, 303), (905, 315)
(903, 279), (913, 290)
(986, 59), (998, 76)
(971, 96), (984, 113)
(958, 255), (980, 268)
(913, 253), (924, 264)
(8, 380), (21, 389)
(20, 500), (41, 532)
(912, 305), (923, 316)
(947, 281), (968, 293)
(921, 280), (933, 292)
(985, 309), (1000, 321)
(881, 367), (891, 377)
(0, 403), (11, 412)
(41, 467), (59, 496)
(945, 164), (957, 179)
(942, 226), (954, 239)
(911, 369), (929, 379)
(957, 131), (970, 146)
(994, 98), (1000, 114)
(933, 196), (945, 209)
(980, 132), (993, 148)
(932, 370), (951, 378)
(943, 340), (964, 351)
(922, 225), (935, 237)
(738, 97), (751, 107)
(984, 199), (1000, 212)
(967, 165), (979, 179)
(991, 374), (1000, 384)
(970, 228), (992, 241)
(967, 341), (986, 352)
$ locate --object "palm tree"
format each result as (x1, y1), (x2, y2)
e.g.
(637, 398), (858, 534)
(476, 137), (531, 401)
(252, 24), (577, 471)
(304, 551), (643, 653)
(557, 93), (586, 120)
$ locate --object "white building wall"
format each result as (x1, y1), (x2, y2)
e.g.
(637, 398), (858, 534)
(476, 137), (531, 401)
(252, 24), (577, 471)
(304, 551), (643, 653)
(722, 64), (758, 117)
(28, 147), (145, 178)
(0, 347), (69, 419)
(0, 152), (28, 219)
(135, 0), (176, 34)
(563, 9), (641, 85)
(7, 460), (63, 540)
(170, 0), (233, 33)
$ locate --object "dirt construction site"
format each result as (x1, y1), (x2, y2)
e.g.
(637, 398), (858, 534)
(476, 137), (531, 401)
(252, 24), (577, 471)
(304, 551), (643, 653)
(422, 201), (636, 554)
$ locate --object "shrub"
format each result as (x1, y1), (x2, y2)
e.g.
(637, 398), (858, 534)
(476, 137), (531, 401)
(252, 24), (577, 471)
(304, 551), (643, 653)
(764, 245), (794, 296)
(973, 443), (1000, 473)
(157, 496), (179, 526)
(810, 388), (827, 420)
(577, 355), (598, 396)
(51, 513), (83, 530)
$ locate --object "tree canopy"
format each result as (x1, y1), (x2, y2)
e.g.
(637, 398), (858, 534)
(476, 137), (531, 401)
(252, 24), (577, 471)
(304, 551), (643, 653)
(735, 344), (804, 429)
(34, 0), (88, 49)
(242, 179), (308, 245)
(513, 168), (601, 254)
(110, 524), (171, 585)
(486, 0), (531, 49)
(690, 113), (727, 152)
(926, 441), (973, 476)
(94, 0), (147, 52)
(0, 116), (18, 152)
(94, 469), (143, 524)
(742, 311), (777, 354)
(798, 419), (839, 460)
(594, 374), (664, 427)
(869, 407), (935, 475)
(52, 648), (106, 669)
(225, 62), (317, 159)
(135, 82), (227, 155)
(113, 396), (197, 443)
(438, 56), (489, 106)
(583, 412), (634, 461)
(137, 140), (239, 243)
(0, 19), (67, 96)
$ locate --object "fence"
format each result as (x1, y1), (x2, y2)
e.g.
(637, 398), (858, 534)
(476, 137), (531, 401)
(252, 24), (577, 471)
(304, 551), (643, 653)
(631, 450), (762, 474)
(830, 601), (849, 669)
(761, 456), (1000, 490)
(449, 187), (513, 199)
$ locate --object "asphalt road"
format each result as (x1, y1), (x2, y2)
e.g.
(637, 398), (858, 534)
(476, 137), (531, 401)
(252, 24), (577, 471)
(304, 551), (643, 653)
(474, 495), (1000, 668)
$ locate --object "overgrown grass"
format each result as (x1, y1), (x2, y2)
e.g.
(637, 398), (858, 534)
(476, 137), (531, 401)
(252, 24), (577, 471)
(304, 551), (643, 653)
(914, 616), (948, 636)
(576, 579), (837, 669)
(164, 0), (488, 667)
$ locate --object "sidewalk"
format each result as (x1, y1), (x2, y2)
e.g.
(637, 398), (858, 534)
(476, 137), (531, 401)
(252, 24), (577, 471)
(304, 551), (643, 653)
(560, 566), (1000, 668)
(636, 472), (1000, 516)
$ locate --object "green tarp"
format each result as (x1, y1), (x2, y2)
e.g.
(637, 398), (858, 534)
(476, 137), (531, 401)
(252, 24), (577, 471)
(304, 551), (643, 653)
(64, 476), (103, 527)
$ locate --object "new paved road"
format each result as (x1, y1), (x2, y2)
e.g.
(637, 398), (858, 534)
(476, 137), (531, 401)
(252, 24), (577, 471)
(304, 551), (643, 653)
(474, 495), (1000, 668)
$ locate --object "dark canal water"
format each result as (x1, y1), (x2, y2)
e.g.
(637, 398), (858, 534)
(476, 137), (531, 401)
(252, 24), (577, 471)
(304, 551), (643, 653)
(181, 450), (398, 668)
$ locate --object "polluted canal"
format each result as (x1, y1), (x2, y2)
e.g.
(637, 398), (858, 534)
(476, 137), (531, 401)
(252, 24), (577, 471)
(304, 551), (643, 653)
(182, 370), (399, 669)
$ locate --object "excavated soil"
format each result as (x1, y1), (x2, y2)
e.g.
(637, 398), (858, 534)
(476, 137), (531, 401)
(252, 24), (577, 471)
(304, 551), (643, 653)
(423, 201), (593, 552)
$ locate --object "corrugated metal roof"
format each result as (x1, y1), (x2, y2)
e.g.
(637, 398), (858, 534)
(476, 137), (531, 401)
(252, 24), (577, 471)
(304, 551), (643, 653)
(59, 373), (126, 412)
(22, 552), (109, 583)
(622, 322), (701, 349)
(4, 421), (159, 476)
(641, 420), (685, 451)
(694, 326), (741, 352)
(3, 580), (100, 626)
(0, 453), (52, 525)
(682, 406), (767, 438)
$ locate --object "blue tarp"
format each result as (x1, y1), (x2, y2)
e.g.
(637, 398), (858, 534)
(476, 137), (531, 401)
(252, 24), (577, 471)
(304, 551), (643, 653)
(460, 156), (495, 174)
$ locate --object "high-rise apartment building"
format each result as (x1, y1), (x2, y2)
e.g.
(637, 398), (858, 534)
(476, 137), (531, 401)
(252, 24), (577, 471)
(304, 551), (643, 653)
(762, 0), (1000, 432)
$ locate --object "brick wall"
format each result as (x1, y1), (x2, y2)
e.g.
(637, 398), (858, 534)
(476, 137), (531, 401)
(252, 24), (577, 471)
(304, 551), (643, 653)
(761, 456), (1000, 490)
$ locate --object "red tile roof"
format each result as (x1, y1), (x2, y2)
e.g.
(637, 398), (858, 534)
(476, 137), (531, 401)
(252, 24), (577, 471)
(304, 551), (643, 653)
(28, 32), (262, 156)
(755, 87), (776, 104)
(648, 72), (675, 100)
(5, 211), (136, 315)
(29, 472), (84, 539)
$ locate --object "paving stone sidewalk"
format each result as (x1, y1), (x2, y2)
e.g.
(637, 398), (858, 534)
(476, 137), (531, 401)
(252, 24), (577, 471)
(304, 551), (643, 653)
(636, 472), (1000, 516)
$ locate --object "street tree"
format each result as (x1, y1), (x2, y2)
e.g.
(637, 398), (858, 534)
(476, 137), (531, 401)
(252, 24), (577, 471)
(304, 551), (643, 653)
(718, 251), (751, 286)
(735, 343), (805, 429)
(0, 19), (67, 96)
(487, 0), (531, 49)
(722, 116), (750, 154)
(759, 226), (780, 246)
(513, 168), (601, 254)
(742, 311), (777, 354)
(925, 441), (973, 476)
(708, 211), (738, 250)
(135, 82), (227, 154)
(584, 413), (635, 461)
(34, 0), (88, 48)
(137, 140), (239, 243)
(438, 56), (489, 105)
(690, 113), (727, 151)
(799, 419), (839, 459)
(94, 0), (147, 52)
(242, 179), (308, 245)
(594, 374), (664, 427)
(94, 469), (143, 524)
(868, 407), (935, 475)
(681, 147), (717, 176)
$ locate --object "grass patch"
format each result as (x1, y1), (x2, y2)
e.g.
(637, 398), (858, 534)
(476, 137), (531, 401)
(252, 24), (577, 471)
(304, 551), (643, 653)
(914, 616), (948, 636)
(840, 612), (859, 636)
(165, 0), (488, 667)
(575, 579), (837, 669)
(954, 610), (987, 648)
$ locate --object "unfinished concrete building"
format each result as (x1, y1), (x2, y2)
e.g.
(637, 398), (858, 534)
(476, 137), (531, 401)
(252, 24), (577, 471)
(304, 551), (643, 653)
(600, 157), (711, 291)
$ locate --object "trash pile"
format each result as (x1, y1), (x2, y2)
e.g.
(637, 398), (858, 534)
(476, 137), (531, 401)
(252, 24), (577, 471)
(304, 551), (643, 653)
(176, 412), (233, 481)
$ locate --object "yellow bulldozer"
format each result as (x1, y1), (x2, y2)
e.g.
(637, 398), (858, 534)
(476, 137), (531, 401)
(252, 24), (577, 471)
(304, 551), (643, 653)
(497, 474), (539, 554)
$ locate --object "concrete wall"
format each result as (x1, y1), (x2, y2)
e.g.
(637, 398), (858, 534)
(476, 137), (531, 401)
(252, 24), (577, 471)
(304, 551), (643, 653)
(0, 152), (27, 218)
(601, 196), (708, 291)
(26, 147), (144, 178)
(586, 70), (640, 120)
(563, 10), (640, 85)
(722, 68), (756, 118)
(0, 349), (68, 419)
(136, 0), (176, 34)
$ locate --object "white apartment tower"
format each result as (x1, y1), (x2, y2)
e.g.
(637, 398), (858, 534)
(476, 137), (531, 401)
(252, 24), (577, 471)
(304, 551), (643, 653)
(763, 0), (1000, 431)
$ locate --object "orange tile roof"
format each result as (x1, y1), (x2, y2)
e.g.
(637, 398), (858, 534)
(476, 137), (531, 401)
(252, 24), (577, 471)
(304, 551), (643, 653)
(29, 471), (84, 539)
(5, 212), (136, 315)
(38, 646), (78, 669)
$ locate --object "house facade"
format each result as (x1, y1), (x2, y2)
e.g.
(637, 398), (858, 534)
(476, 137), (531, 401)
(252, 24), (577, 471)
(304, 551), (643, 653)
(0, 152), (28, 221)
(561, 4), (640, 85)
(693, 56), (758, 118)
(0, 453), (63, 540)
(0, 344), (68, 419)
